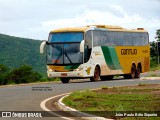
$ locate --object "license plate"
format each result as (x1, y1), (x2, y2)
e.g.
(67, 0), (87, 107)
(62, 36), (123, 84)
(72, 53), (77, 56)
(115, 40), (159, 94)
(61, 73), (67, 76)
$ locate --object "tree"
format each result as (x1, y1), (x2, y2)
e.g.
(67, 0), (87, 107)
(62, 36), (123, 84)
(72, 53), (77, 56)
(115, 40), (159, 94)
(155, 29), (160, 41)
(0, 64), (10, 85)
(150, 41), (157, 57)
(7, 65), (42, 84)
(150, 29), (160, 67)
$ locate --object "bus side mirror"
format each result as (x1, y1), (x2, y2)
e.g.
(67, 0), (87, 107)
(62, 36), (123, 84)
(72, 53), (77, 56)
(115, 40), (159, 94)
(40, 41), (46, 53)
(80, 40), (84, 53)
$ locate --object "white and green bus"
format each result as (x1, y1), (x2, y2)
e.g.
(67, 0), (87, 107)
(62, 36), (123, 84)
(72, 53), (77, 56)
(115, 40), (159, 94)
(40, 25), (150, 83)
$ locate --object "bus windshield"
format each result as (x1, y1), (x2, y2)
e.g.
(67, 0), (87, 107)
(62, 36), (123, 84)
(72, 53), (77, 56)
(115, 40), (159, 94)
(48, 32), (83, 43)
(47, 32), (83, 65)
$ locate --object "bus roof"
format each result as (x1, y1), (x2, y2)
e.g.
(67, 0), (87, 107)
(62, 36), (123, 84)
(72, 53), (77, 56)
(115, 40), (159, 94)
(50, 26), (89, 33)
(50, 25), (147, 33)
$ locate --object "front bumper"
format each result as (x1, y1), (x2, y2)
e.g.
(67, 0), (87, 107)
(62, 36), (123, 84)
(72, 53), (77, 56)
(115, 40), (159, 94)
(47, 71), (83, 78)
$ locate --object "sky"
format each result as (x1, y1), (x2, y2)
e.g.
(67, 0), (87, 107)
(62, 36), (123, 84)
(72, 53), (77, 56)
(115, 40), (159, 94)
(0, 0), (160, 41)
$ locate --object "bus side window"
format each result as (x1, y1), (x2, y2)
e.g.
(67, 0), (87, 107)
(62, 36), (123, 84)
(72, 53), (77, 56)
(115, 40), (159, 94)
(100, 31), (105, 46)
(108, 32), (118, 46)
(85, 30), (92, 48)
(139, 33), (144, 46)
(84, 45), (89, 62)
(113, 32), (118, 45)
(144, 33), (149, 45)
(93, 31), (100, 47)
(118, 32), (125, 45)
(85, 31), (92, 62)
(125, 32), (133, 46)
(133, 33), (139, 46)
(103, 31), (109, 46)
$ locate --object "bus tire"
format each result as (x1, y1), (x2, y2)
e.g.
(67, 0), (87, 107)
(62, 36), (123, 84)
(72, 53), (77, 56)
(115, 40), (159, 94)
(60, 78), (70, 83)
(136, 65), (141, 78)
(90, 66), (100, 82)
(131, 64), (136, 79)
(100, 75), (113, 81)
(124, 65), (136, 79)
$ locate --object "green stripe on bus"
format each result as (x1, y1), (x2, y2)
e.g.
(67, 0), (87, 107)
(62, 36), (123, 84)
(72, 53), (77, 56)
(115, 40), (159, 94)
(64, 64), (80, 70)
(101, 46), (121, 70)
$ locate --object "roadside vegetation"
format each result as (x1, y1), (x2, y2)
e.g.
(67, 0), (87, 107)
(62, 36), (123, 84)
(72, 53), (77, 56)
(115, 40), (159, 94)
(0, 64), (59, 85)
(0, 33), (46, 77)
(63, 84), (160, 120)
(150, 29), (160, 69)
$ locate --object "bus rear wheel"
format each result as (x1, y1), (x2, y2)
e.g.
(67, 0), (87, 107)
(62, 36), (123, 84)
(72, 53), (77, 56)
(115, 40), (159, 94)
(90, 66), (100, 82)
(124, 65), (136, 79)
(131, 64), (136, 79)
(136, 65), (141, 78)
(60, 78), (70, 83)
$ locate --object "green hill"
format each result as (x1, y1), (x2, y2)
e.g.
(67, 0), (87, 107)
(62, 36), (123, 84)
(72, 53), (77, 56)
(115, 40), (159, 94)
(0, 33), (47, 78)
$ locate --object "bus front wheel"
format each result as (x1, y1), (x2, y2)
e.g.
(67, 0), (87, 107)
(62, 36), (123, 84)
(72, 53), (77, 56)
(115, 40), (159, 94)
(60, 78), (70, 83)
(90, 66), (100, 82)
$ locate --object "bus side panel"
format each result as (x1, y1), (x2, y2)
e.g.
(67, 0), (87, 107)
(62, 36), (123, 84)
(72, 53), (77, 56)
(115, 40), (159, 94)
(115, 46), (150, 74)
(92, 46), (123, 76)
(101, 46), (121, 70)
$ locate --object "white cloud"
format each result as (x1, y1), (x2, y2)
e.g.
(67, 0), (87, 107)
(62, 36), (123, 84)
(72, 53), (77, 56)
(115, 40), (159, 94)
(0, 0), (159, 41)
(41, 8), (160, 41)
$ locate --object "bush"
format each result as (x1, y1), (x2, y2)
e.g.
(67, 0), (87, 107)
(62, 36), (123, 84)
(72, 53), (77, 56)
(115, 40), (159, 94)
(6, 65), (42, 84)
(150, 56), (158, 68)
(0, 64), (10, 85)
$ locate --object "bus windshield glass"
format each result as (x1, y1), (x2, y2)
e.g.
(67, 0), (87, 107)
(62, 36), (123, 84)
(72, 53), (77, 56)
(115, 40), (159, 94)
(47, 32), (83, 65)
(48, 32), (83, 43)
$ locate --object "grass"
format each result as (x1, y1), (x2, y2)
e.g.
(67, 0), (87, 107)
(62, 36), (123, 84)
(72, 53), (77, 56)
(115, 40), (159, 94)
(63, 85), (160, 120)
(114, 75), (120, 78)
(63, 92), (159, 111)
(150, 65), (160, 71)
(138, 83), (146, 86)
(147, 74), (160, 77)
(151, 74), (157, 77)
(101, 86), (109, 89)
(146, 65), (160, 77)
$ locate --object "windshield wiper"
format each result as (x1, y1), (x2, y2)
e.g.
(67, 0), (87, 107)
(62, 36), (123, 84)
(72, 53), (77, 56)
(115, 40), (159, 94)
(64, 48), (72, 64)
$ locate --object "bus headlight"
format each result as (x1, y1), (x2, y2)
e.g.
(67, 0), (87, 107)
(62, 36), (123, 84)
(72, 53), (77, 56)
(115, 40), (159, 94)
(74, 68), (80, 71)
(74, 67), (83, 71)
(78, 73), (83, 76)
(48, 68), (54, 72)
(48, 74), (51, 77)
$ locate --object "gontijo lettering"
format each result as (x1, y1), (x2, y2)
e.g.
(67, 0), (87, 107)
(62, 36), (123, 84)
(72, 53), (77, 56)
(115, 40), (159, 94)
(121, 49), (137, 55)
